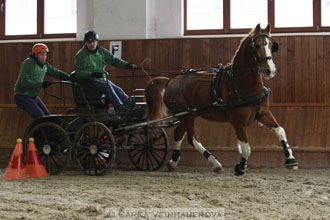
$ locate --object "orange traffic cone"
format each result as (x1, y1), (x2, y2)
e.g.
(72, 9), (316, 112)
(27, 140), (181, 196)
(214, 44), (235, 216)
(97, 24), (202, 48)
(2, 138), (29, 180)
(25, 137), (49, 178)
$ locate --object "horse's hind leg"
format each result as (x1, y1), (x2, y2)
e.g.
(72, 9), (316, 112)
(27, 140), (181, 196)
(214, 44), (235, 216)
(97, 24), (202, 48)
(258, 111), (298, 169)
(168, 122), (186, 171)
(185, 117), (224, 174)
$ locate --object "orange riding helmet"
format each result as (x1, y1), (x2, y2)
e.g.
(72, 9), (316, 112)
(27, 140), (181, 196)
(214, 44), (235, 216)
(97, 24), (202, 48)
(32, 43), (49, 54)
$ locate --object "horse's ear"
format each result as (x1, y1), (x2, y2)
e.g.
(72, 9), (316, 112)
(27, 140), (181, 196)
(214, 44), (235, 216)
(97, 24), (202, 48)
(255, 23), (261, 33)
(265, 23), (271, 34)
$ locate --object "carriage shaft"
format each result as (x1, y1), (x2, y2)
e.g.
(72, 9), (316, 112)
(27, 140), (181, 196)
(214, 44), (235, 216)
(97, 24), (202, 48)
(115, 110), (194, 131)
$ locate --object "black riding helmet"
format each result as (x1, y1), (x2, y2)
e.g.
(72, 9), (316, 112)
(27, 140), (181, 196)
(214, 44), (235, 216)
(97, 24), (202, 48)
(84, 30), (99, 42)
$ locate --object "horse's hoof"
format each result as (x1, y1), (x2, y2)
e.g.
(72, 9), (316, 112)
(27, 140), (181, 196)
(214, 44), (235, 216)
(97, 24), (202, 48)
(213, 166), (224, 174)
(234, 164), (246, 176)
(287, 165), (299, 170)
(285, 158), (299, 168)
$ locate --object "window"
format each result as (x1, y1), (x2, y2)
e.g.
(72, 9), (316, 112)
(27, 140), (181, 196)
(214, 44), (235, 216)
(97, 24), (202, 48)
(44, 0), (77, 34)
(184, 0), (330, 35)
(275, 0), (313, 28)
(187, 0), (223, 30)
(5, 0), (37, 36)
(321, 0), (330, 26)
(0, 0), (77, 39)
(231, 0), (268, 29)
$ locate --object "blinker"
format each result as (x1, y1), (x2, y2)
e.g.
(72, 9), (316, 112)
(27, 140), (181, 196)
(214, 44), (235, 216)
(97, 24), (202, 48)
(271, 42), (279, 53)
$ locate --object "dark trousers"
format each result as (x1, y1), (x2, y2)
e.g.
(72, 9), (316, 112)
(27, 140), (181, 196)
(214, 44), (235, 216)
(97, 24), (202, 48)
(89, 78), (129, 110)
(14, 94), (51, 119)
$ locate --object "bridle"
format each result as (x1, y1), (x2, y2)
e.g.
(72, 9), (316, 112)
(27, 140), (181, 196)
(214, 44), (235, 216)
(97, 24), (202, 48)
(251, 33), (279, 67)
(230, 32), (279, 76)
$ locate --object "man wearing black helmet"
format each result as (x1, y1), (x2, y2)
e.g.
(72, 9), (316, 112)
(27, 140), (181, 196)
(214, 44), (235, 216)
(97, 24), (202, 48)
(74, 30), (138, 115)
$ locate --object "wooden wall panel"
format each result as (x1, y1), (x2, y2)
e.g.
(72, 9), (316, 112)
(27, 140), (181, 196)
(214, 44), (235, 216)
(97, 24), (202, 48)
(1, 35), (330, 155)
(1, 36), (329, 105)
(164, 107), (330, 149)
(316, 37), (324, 103)
(286, 37), (296, 103)
(3, 106), (330, 151)
(178, 106), (330, 149)
(279, 37), (288, 103)
(271, 37), (280, 103)
(0, 107), (65, 150)
(294, 37), (303, 103)
(324, 36), (330, 98)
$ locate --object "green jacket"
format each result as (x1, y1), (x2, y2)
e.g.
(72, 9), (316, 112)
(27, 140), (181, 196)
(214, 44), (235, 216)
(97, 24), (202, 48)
(14, 56), (70, 97)
(74, 45), (129, 81)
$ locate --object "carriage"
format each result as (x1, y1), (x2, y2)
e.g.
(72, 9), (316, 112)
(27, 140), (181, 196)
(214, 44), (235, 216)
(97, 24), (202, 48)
(23, 24), (298, 177)
(22, 75), (170, 176)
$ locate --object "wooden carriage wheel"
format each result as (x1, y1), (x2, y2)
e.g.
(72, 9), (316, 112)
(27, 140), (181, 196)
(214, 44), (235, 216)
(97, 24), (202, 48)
(24, 122), (71, 175)
(127, 127), (168, 171)
(73, 122), (116, 176)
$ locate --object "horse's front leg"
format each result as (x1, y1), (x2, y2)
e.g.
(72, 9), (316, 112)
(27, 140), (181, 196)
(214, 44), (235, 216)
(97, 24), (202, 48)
(232, 125), (251, 176)
(258, 111), (298, 169)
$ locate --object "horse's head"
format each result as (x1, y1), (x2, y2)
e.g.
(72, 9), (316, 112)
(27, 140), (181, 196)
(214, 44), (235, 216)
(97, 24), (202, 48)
(250, 23), (278, 80)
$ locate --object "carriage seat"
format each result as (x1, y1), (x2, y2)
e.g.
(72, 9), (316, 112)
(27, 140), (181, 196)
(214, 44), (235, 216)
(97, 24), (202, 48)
(66, 71), (110, 115)
(71, 79), (107, 108)
(68, 74), (147, 122)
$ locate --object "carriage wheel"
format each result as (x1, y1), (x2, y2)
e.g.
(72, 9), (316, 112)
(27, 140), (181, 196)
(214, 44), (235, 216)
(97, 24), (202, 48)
(73, 122), (116, 176)
(127, 127), (168, 171)
(24, 122), (71, 175)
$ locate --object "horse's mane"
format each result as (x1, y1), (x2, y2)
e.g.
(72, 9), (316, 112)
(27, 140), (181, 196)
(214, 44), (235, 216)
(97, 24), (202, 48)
(230, 27), (257, 64)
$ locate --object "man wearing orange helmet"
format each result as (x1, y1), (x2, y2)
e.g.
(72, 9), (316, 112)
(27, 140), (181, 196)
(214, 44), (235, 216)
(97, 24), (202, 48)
(13, 43), (70, 119)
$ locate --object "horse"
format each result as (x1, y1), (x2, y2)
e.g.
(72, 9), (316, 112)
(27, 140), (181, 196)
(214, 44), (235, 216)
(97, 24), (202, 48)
(144, 24), (298, 175)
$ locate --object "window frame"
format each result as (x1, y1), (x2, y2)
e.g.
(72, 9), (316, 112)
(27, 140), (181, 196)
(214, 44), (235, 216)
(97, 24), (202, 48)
(0, 0), (76, 40)
(184, 0), (330, 35)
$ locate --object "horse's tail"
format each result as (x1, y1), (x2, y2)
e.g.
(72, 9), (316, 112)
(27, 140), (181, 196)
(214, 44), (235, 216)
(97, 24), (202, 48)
(145, 77), (169, 120)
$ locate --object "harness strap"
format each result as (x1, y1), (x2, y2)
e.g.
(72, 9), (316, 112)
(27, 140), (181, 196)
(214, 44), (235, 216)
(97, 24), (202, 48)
(166, 66), (270, 117)
(211, 64), (224, 106)
(257, 56), (273, 64)
(256, 104), (261, 119)
(218, 86), (270, 111)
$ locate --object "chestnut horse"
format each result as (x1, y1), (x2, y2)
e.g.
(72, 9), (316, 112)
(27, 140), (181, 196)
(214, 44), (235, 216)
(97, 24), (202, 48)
(145, 24), (298, 175)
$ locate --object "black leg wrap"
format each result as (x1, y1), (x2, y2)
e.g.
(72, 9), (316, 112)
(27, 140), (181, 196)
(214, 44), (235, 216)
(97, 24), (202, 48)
(281, 140), (291, 158)
(235, 157), (247, 176)
(172, 150), (181, 161)
(203, 150), (211, 159)
(285, 158), (299, 166)
(281, 141), (299, 166)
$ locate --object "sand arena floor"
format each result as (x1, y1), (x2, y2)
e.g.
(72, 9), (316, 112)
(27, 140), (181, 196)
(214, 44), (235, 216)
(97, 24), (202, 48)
(0, 166), (329, 220)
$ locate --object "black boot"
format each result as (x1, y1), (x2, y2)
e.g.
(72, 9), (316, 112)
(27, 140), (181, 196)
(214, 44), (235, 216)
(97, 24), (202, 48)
(131, 105), (147, 120)
(117, 98), (134, 114)
(120, 98), (147, 121)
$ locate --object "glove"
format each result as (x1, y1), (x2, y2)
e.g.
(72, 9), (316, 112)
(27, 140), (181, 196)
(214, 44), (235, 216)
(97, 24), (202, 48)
(91, 72), (104, 78)
(127, 63), (137, 70)
(42, 81), (52, 88)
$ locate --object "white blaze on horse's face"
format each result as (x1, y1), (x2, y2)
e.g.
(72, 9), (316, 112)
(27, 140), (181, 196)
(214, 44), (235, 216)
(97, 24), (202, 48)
(264, 38), (276, 79)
